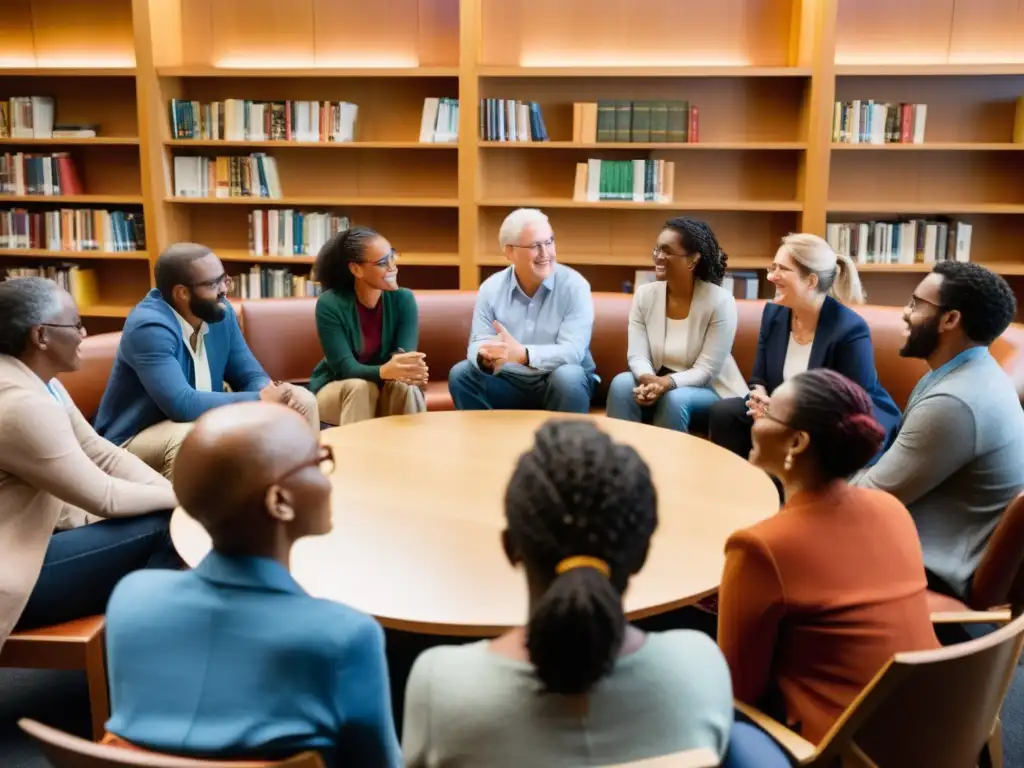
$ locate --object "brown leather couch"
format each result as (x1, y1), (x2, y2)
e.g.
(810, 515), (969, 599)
(60, 292), (1024, 420)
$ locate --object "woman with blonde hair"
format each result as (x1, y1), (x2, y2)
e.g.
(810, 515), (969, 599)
(707, 233), (900, 466)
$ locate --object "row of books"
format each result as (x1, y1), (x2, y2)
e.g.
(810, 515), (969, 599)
(169, 99), (359, 143)
(479, 99), (549, 142)
(572, 159), (676, 203)
(0, 152), (83, 196)
(581, 101), (698, 144)
(0, 208), (144, 252)
(3, 264), (98, 305)
(825, 219), (972, 265)
(172, 154), (283, 199)
(249, 210), (350, 258)
(226, 266), (322, 299)
(0, 97), (96, 139)
(832, 101), (927, 144)
(419, 98), (459, 143)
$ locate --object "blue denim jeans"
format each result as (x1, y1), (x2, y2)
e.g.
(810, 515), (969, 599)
(605, 372), (720, 433)
(15, 510), (181, 631)
(448, 360), (595, 414)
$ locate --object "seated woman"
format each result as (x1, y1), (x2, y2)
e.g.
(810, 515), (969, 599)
(0, 277), (179, 650)
(606, 217), (747, 433)
(310, 227), (428, 425)
(717, 368), (939, 744)
(402, 419), (734, 767)
(708, 233), (900, 462)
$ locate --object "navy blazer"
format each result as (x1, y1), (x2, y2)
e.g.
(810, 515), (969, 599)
(749, 296), (902, 447)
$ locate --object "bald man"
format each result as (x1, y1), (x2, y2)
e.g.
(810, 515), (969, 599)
(103, 402), (400, 768)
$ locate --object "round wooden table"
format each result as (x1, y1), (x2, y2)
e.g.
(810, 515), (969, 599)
(170, 410), (779, 636)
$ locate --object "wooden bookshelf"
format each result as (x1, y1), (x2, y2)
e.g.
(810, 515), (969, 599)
(4, 0), (1024, 324)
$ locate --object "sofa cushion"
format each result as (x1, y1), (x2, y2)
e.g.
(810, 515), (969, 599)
(57, 332), (121, 422)
(239, 298), (320, 383)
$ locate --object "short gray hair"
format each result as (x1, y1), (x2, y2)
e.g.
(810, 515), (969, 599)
(498, 208), (550, 249)
(0, 277), (63, 357)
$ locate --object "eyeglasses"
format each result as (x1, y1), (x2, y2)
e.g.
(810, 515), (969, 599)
(40, 320), (85, 332)
(275, 444), (336, 484)
(365, 248), (398, 269)
(651, 245), (688, 260)
(906, 294), (944, 313)
(512, 237), (555, 254)
(191, 273), (234, 291)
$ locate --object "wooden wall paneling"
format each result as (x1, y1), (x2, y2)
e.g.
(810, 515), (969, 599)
(948, 0), (1024, 64)
(0, 1), (38, 68)
(479, 0), (794, 68)
(459, 0), (481, 288)
(417, 0), (461, 67)
(477, 77), (807, 143)
(314, 0), (423, 68)
(793, 0), (837, 236)
(69, 146), (143, 196)
(207, 0), (316, 68)
(0, 76), (139, 136)
(174, 0), (215, 68)
(31, 0), (136, 68)
(148, 0), (184, 69)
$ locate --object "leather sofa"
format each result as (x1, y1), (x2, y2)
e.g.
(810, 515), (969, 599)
(59, 291), (1024, 421)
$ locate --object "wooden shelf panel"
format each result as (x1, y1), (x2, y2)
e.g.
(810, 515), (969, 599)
(478, 77), (808, 143)
(480, 141), (808, 150)
(832, 143), (1024, 151)
(0, 76), (140, 137)
(153, 0), (458, 69)
(157, 67), (459, 79)
(833, 76), (1024, 143)
(480, 0), (798, 69)
(0, 194), (144, 204)
(0, 68), (136, 77)
(828, 202), (1024, 214)
(477, 208), (799, 267)
(165, 140), (456, 150)
(0, 137), (140, 145)
(0, 248), (148, 261)
(79, 304), (133, 318)
(167, 146), (456, 200)
(836, 64), (1024, 76)
(829, 151), (1024, 208)
(167, 196), (459, 208)
(216, 250), (459, 267)
(479, 67), (811, 78)
(161, 76), (458, 143)
(180, 207), (458, 260)
(480, 198), (803, 212)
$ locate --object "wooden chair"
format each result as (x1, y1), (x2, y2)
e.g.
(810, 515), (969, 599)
(18, 719), (324, 767)
(0, 616), (109, 740)
(736, 611), (1024, 767)
(928, 492), (1024, 625)
(608, 748), (720, 767)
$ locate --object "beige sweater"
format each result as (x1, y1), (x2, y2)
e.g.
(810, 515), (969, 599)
(0, 355), (177, 649)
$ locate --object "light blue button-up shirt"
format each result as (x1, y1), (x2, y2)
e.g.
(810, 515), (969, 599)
(467, 264), (595, 376)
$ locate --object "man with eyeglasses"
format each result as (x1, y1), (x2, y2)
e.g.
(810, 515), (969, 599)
(104, 402), (401, 767)
(851, 262), (1024, 602)
(448, 208), (596, 413)
(95, 243), (319, 478)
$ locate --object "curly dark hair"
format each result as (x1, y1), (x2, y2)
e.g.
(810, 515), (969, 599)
(787, 369), (886, 479)
(933, 262), (1017, 345)
(312, 227), (380, 293)
(663, 216), (728, 286)
(504, 419), (658, 696)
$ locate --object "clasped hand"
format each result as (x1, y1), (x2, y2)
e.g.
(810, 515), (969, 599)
(380, 350), (429, 387)
(633, 374), (674, 405)
(746, 384), (769, 419)
(478, 321), (527, 372)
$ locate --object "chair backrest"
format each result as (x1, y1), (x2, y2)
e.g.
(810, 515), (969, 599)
(970, 491), (1024, 613)
(814, 611), (1024, 768)
(18, 719), (323, 768)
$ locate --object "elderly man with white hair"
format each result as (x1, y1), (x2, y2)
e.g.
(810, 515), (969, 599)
(448, 208), (596, 413)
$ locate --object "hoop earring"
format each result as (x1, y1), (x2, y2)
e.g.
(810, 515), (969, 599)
(783, 451), (794, 472)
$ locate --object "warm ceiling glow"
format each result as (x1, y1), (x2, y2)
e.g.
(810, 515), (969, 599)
(518, 53), (752, 67)
(215, 55), (420, 69)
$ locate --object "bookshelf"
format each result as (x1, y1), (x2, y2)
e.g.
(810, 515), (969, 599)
(3, 0), (1024, 326)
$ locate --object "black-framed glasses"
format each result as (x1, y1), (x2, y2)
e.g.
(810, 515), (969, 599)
(651, 245), (688, 260)
(191, 273), (234, 291)
(512, 237), (555, 254)
(906, 294), (944, 313)
(40, 320), (85, 332)
(365, 248), (398, 269)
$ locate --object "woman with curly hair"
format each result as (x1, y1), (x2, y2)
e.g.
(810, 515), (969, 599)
(606, 217), (747, 433)
(309, 227), (428, 425)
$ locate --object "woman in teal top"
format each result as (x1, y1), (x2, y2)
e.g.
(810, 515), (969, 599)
(310, 227), (428, 425)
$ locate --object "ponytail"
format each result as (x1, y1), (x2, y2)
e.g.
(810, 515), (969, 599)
(831, 251), (866, 305)
(526, 566), (626, 695)
(780, 232), (866, 306)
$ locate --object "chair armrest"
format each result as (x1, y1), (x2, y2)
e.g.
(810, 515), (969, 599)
(930, 607), (1012, 624)
(733, 701), (816, 763)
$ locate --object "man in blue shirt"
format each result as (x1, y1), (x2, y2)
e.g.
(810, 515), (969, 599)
(94, 243), (318, 477)
(449, 208), (596, 413)
(104, 401), (400, 768)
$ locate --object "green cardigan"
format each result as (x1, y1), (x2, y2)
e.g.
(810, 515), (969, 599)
(309, 288), (419, 392)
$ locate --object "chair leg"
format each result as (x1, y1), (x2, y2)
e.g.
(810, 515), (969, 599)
(83, 634), (110, 741)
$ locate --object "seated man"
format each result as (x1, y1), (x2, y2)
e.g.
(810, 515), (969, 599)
(104, 402), (400, 768)
(449, 208), (596, 413)
(94, 243), (319, 477)
(852, 262), (1024, 600)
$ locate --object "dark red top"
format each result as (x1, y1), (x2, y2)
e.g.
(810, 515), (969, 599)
(355, 299), (384, 364)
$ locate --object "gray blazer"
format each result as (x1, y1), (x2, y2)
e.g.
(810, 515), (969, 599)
(627, 279), (747, 398)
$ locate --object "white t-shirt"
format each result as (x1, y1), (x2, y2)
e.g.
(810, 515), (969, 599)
(661, 317), (691, 373)
(782, 333), (813, 381)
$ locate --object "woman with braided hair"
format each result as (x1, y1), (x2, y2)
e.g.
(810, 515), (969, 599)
(310, 226), (428, 425)
(401, 418), (735, 767)
(718, 368), (938, 745)
(606, 216), (747, 433)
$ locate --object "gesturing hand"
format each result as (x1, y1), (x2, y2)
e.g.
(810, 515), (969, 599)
(746, 385), (770, 419)
(477, 340), (509, 373)
(492, 321), (528, 366)
(381, 351), (429, 385)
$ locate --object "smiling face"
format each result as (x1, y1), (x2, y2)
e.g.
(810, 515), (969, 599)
(749, 379), (806, 477)
(767, 246), (818, 308)
(36, 289), (87, 373)
(900, 272), (946, 359)
(349, 234), (399, 292)
(652, 228), (698, 283)
(505, 219), (556, 287)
